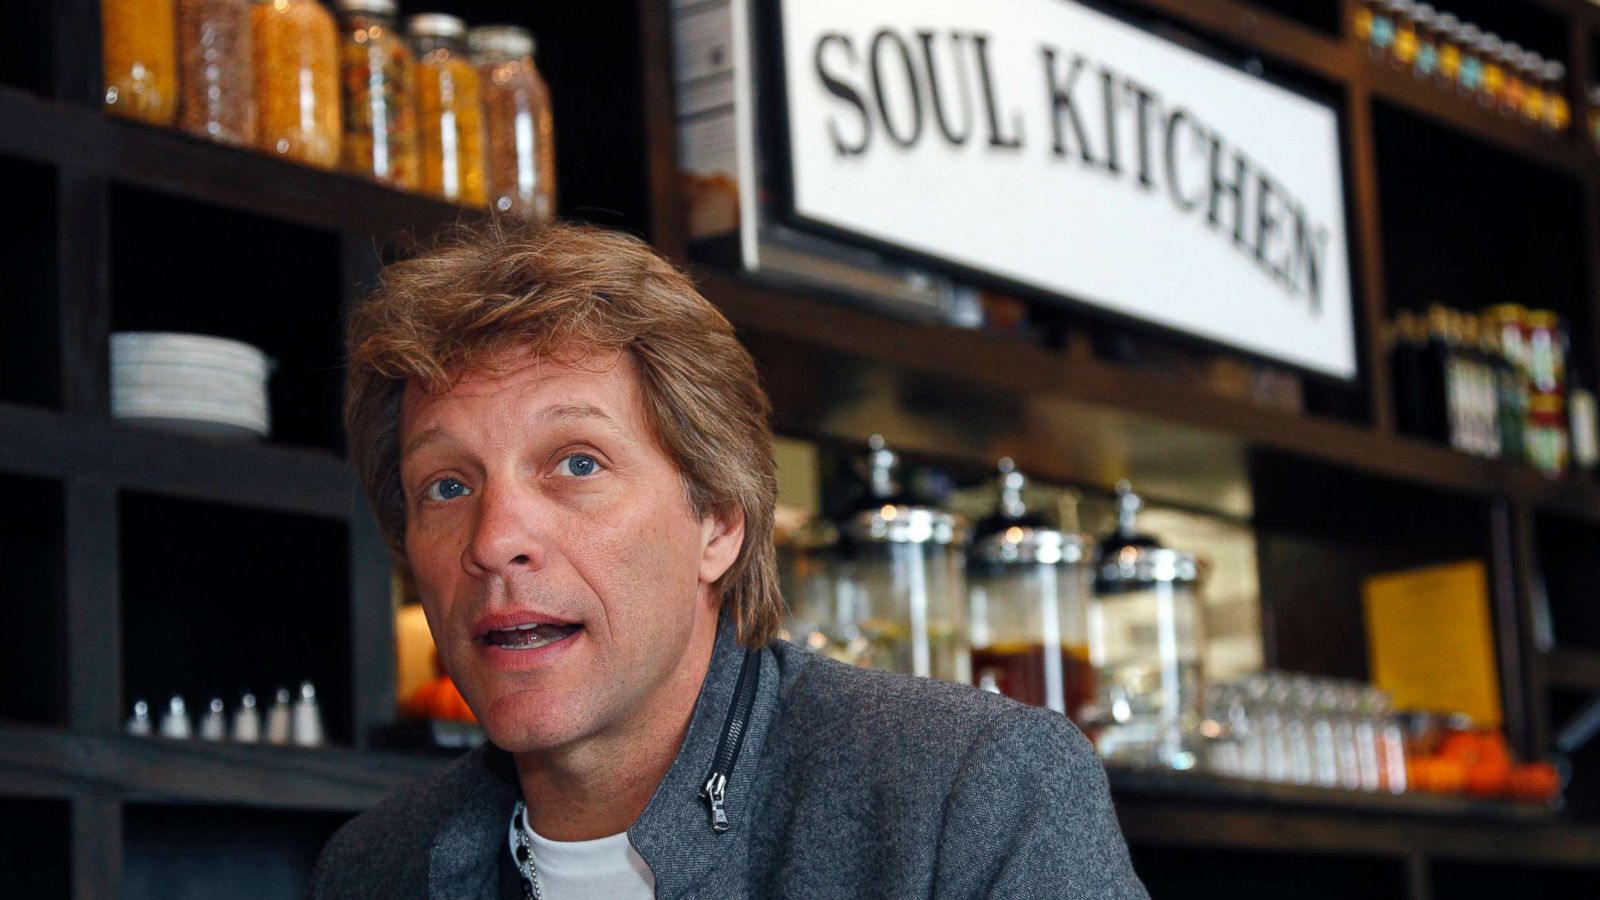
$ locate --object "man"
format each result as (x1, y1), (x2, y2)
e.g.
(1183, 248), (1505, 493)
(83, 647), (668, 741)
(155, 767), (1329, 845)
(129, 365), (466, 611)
(312, 222), (1147, 899)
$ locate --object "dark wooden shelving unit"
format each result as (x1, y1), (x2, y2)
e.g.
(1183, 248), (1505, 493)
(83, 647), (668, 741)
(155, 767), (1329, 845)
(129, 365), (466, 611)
(5, 0), (1600, 897)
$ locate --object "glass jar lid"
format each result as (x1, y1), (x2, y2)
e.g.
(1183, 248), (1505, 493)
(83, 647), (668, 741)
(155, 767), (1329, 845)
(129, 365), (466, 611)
(336, 0), (397, 15)
(1096, 545), (1199, 591)
(972, 525), (1092, 566)
(407, 13), (467, 39)
(469, 24), (535, 57)
(843, 504), (968, 546)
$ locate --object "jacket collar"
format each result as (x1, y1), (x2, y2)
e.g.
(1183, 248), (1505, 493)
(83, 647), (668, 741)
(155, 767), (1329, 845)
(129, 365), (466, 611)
(426, 612), (778, 900)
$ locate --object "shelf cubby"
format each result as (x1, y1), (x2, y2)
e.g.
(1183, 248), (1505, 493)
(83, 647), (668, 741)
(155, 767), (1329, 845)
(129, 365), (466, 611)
(118, 493), (353, 746)
(1430, 857), (1600, 899)
(1127, 845), (1406, 899)
(1548, 688), (1600, 825)
(122, 803), (349, 900)
(0, 796), (70, 899)
(0, 473), (66, 727)
(1, 154), (60, 409)
(1532, 511), (1600, 653)
(108, 186), (349, 453)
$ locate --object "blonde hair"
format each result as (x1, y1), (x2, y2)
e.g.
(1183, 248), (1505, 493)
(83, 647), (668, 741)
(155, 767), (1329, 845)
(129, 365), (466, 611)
(345, 221), (781, 647)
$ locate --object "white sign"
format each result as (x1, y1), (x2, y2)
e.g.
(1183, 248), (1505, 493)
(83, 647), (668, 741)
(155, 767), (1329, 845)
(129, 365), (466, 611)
(777, 0), (1358, 379)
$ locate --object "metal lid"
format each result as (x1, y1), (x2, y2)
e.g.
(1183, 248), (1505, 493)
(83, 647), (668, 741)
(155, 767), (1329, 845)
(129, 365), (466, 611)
(336, 0), (397, 16)
(972, 524), (1092, 565)
(1096, 545), (1199, 589)
(843, 504), (969, 546)
(469, 24), (535, 57)
(1544, 60), (1566, 81)
(406, 12), (466, 39)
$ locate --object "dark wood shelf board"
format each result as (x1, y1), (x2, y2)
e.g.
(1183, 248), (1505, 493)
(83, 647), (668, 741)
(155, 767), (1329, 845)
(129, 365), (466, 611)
(1544, 649), (1600, 693)
(0, 87), (472, 240)
(1361, 62), (1596, 181)
(700, 269), (1600, 522)
(0, 724), (446, 813)
(0, 403), (354, 519)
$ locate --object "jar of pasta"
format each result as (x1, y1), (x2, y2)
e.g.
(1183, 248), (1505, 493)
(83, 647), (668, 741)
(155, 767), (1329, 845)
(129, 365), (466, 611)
(469, 24), (557, 219)
(253, 0), (342, 168)
(336, 0), (418, 188)
(176, 0), (255, 145)
(102, 0), (178, 124)
(409, 13), (487, 206)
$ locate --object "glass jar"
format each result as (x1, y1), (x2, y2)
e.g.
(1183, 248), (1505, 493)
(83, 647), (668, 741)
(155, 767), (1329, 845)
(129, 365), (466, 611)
(1525, 309), (1565, 397)
(1433, 13), (1461, 89)
(1088, 481), (1205, 770)
(834, 436), (970, 683)
(1542, 61), (1570, 134)
(777, 518), (854, 661)
(470, 25), (558, 219)
(336, 0), (419, 188)
(1409, 4), (1438, 79)
(1477, 33), (1506, 109)
(1517, 51), (1547, 126)
(102, 0), (179, 124)
(1389, 0), (1419, 71)
(966, 460), (1096, 721)
(252, 0), (342, 167)
(176, 0), (255, 145)
(409, 13), (488, 206)
(1497, 42), (1526, 119)
(1455, 24), (1483, 96)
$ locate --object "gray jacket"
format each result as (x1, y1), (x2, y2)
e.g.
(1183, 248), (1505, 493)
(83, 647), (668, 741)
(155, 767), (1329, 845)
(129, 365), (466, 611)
(309, 618), (1148, 898)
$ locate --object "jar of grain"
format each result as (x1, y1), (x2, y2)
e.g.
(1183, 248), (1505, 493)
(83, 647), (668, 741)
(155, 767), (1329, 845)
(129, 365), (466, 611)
(469, 25), (557, 219)
(252, 0), (342, 168)
(176, 0), (255, 145)
(408, 13), (487, 206)
(335, 0), (418, 188)
(102, 0), (179, 124)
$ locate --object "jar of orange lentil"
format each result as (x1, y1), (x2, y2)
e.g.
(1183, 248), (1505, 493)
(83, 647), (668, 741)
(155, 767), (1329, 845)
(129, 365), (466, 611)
(335, 0), (418, 188)
(469, 25), (556, 219)
(252, 0), (342, 168)
(176, 0), (255, 145)
(408, 13), (487, 206)
(102, 0), (179, 124)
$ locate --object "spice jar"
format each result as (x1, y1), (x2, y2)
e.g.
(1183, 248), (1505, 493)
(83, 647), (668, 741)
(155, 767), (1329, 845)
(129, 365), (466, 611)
(1497, 42), (1526, 119)
(1477, 33), (1506, 109)
(409, 13), (488, 206)
(834, 436), (971, 683)
(1455, 24), (1483, 97)
(1517, 51), (1546, 127)
(1389, 0), (1419, 71)
(1409, 4), (1438, 79)
(470, 25), (557, 219)
(102, 0), (179, 124)
(1433, 13), (1461, 89)
(966, 460), (1096, 721)
(336, 0), (418, 188)
(176, 0), (255, 145)
(1542, 61), (1570, 134)
(253, 0), (342, 167)
(1088, 481), (1205, 770)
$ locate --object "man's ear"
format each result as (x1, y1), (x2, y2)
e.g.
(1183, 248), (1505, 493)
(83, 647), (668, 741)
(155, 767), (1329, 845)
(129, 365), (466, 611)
(699, 507), (746, 585)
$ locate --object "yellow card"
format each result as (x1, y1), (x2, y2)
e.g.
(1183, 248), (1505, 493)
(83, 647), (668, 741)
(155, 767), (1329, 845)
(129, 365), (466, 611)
(1362, 560), (1502, 728)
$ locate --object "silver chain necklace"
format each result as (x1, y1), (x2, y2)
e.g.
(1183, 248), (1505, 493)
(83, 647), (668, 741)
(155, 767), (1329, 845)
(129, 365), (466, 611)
(510, 800), (544, 900)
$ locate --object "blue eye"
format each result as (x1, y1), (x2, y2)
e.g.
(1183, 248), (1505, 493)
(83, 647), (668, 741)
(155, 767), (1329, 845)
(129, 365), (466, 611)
(425, 477), (472, 501)
(557, 453), (601, 478)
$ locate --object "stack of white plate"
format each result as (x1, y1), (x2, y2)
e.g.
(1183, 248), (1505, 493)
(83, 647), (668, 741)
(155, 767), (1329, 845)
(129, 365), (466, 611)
(111, 332), (273, 439)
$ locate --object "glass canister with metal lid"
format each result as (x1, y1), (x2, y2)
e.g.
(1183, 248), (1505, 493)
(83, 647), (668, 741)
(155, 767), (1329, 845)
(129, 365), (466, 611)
(1088, 481), (1205, 770)
(967, 459), (1096, 722)
(834, 435), (971, 683)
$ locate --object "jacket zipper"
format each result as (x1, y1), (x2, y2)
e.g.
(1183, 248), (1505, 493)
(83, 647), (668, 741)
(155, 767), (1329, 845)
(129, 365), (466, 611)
(699, 648), (761, 833)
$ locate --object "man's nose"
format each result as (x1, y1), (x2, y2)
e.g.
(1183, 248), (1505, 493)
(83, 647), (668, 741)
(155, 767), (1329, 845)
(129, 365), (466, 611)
(462, 481), (546, 578)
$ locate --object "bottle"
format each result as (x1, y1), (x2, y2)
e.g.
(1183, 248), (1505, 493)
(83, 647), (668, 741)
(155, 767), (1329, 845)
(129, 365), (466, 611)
(409, 13), (488, 206)
(102, 0), (179, 124)
(126, 698), (153, 737)
(199, 696), (228, 741)
(231, 690), (262, 742)
(1433, 13), (1462, 89)
(1569, 369), (1600, 475)
(176, 0), (256, 145)
(1525, 310), (1565, 397)
(470, 24), (558, 219)
(266, 686), (293, 744)
(1464, 314), (1503, 458)
(1481, 315), (1527, 465)
(336, 0), (419, 188)
(158, 695), (192, 739)
(252, 0), (343, 167)
(1528, 393), (1569, 478)
(292, 680), (326, 746)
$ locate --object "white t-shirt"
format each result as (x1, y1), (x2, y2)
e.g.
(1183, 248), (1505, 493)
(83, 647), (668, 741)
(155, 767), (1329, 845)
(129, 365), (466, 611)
(507, 805), (656, 899)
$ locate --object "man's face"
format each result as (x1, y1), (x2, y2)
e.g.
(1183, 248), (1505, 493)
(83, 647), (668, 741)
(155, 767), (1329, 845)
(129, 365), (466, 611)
(398, 348), (740, 755)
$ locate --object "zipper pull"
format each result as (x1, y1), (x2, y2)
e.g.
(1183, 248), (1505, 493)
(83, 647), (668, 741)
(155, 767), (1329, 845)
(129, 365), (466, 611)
(700, 772), (729, 833)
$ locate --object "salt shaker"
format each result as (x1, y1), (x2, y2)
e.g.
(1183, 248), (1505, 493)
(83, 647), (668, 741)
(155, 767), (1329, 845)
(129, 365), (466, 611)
(232, 690), (261, 743)
(292, 680), (326, 747)
(199, 697), (227, 742)
(126, 698), (153, 737)
(266, 687), (293, 745)
(158, 695), (192, 739)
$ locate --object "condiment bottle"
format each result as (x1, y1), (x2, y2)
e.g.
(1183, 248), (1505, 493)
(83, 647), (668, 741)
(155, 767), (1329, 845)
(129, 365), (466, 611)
(176, 0), (256, 145)
(102, 0), (179, 124)
(470, 24), (558, 219)
(336, 0), (419, 188)
(409, 13), (488, 206)
(252, 0), (343, 167)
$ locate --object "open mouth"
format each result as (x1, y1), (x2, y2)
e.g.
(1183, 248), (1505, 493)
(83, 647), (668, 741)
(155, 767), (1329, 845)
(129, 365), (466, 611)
(482, 622), (583, 651)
